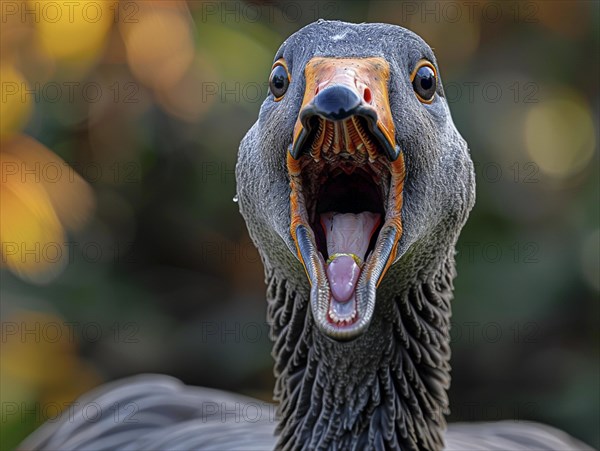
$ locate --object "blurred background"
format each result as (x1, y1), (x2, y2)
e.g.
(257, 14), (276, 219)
(1, 1), (598, 449)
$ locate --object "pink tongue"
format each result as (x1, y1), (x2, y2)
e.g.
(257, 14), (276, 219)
(326, 255), (360, 302)
(321, 212), (381, 303)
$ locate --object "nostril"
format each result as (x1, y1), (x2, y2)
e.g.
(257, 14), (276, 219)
(363, 87), (372, 104)
(315, 86), (320, 95)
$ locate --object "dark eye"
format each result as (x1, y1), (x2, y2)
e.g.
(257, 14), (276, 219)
(269, 63), (290, 101)
(412, 62), (437, 103)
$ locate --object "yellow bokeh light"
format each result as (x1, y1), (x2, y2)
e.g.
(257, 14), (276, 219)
(121, 5), (194, 90)
(1, 310), (77, 385)
(1, 309), (101, 415)
(0, 65), (33, 139)
(31, 0), (113, 61)
(524, 88), (596, 179)
(155, 54), (218, 122)
(1, 135), (95, 284)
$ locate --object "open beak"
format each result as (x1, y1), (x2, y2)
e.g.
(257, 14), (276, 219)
(287, 57), (405, 340)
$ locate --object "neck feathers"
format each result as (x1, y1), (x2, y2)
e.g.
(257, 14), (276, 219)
(266, 258), (455, 451)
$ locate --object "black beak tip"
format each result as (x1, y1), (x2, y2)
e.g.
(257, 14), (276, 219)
(291, 85), (400, 162)
(312, 85), (361, 121)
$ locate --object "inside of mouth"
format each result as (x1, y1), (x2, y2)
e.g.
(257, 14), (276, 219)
(294, 116), (393, 328)
(312, 171), (384, 260)
(308, 169), (385, 325)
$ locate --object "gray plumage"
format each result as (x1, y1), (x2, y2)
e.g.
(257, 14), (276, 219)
(20, 20), (592, 451)
(20, 375), (590, 450)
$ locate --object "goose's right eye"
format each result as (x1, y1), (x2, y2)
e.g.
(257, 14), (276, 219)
(269, 62), (290, 101)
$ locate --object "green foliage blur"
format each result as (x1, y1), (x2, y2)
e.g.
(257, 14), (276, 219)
(1, 1), (598, 449)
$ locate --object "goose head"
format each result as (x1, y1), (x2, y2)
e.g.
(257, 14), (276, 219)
(237, 20), (475, 449)
(237, 20), (475, 341)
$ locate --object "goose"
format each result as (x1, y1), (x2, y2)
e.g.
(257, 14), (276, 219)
(20, 20), (591, 451)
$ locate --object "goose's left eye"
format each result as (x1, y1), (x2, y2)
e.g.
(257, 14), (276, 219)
(411, 62), (437, 103)
(269, 63), (290, 101)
